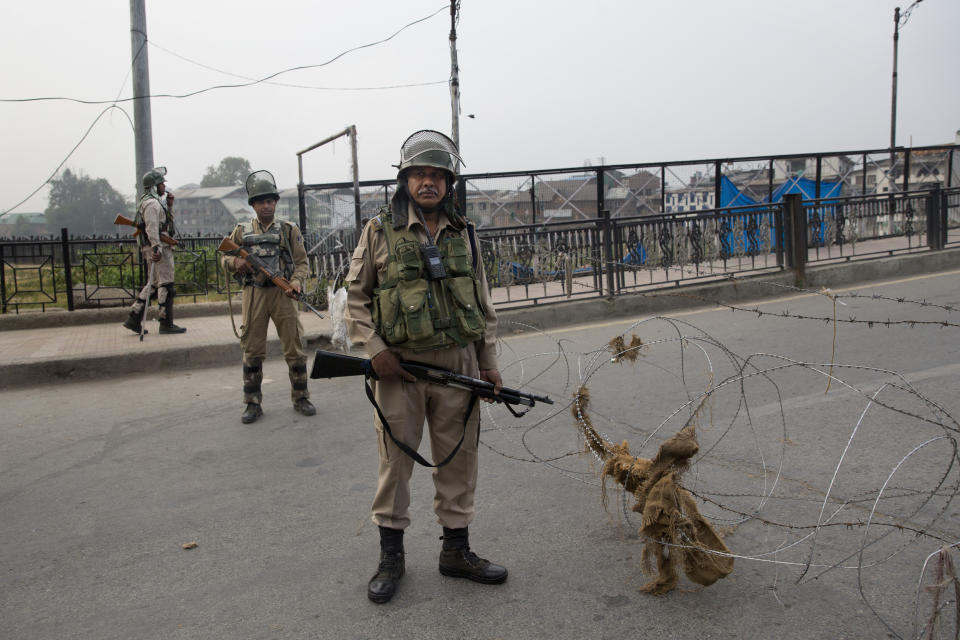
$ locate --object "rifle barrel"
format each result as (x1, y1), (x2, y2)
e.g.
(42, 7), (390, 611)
(309, 349), (553, 406)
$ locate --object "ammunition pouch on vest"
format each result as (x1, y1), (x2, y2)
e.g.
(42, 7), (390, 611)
(373, 209), (485, 351)
(236, 221), (294, 287)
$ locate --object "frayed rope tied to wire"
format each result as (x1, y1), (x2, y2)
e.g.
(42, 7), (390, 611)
(573, 384), (734, 595)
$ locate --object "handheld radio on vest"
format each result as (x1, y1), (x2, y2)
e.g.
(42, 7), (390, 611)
(421, 244), (447, 280)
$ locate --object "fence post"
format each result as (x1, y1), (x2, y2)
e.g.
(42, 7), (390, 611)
(0, 242), (6, 313)
(713, 161), (722, 214)
(528, 176), (536, 226)
(774, 202), (785, 268)
(783, 194), (806, 287)
(941, 188), (950, 247)
(926, 184), (943, 250)
(60, 228), (75, 311)
(599, 209), (614, 297)
(297, 183), (307, 235)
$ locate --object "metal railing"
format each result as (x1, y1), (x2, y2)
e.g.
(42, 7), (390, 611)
(609, 203), (784, 295)
(297, 143), (958, 238)
(2, 189), (957, 314)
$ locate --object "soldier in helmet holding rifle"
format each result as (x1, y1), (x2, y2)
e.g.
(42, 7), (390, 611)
(122, 166), (186, 335)
(219, 170), (316, 424)
(344, 130), (506, 604)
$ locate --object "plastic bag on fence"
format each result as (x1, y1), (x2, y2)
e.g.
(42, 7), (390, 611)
(328, 285), (352, 352)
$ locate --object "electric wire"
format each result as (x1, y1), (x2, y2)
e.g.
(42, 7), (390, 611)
(147, 39), (446, 92)
(0, 105), (135, 218)
(0, 5), (448, 105)
(0, 6), (448, 216)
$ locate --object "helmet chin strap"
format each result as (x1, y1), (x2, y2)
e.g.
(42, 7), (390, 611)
(140, 184), (167, 211)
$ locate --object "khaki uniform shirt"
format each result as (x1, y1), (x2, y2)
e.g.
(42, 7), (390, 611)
(140, 197), (167, 250)
(220, 218), (309, 287)
(345, 202), (498, 370)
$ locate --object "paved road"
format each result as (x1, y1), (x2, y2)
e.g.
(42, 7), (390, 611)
(1, 270), (958, 639)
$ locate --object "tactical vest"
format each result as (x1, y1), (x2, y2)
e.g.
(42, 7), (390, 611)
(373, 209), (486, 352)
(134, 196), (175, 247)
(237, 221), (294, 287)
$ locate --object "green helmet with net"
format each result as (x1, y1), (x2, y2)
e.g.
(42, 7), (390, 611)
(395, 129), (464, 179)
(142, 166), (167, 189)
(245, 170), (280, 205)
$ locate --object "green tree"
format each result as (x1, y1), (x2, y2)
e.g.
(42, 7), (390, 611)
(200, 156), (252, 187)
(45, 169), (130, 236)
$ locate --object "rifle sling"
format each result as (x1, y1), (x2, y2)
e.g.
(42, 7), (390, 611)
(363, 377), (478, 468)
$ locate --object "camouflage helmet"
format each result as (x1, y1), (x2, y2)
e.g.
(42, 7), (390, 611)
(142, 166), (167, 189)
(396, 129), (463, 177)
(245, 170), (280, 205)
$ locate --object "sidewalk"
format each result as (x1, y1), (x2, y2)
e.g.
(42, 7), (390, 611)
(0, 307), (335, 388)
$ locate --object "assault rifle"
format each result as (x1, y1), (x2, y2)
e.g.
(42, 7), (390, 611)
(310, 349), (553, 410)
(114, 214), (178, 246)
(217, 236), (324, 319)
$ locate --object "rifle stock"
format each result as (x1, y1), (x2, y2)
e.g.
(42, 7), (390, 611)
(310, 350), (375, 379)
(310, 349), (553, 408)
(114, 214), (178, 246)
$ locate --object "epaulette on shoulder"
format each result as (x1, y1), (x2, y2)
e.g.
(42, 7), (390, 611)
(371, 205), (392, 231)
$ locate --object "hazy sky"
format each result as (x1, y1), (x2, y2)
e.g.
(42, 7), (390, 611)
(1, 0), (957, 214)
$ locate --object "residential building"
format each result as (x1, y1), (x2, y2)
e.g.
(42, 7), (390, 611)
(172, 186), (252, 236)
(0, 212), (47, 238)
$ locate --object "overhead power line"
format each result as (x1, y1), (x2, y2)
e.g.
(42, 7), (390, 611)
(0, 5), (448, 106)
(0, 5), (450, 216)
(0, 105), (135, 218)
(148, 39), (446, 92)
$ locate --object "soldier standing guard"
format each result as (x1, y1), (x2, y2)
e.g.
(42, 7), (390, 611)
(344, 130), (507, 604)
(220, 170), (316, 424)
(123, 166), (186, 335)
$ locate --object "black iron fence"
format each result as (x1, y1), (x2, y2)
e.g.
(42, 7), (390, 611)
(2, 189), (957, 314)
(298, 143), (958, 236)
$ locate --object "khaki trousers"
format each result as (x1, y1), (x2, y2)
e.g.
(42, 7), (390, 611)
(240, 285), (308, 401)
(141, 244), (175, 285)
(370, 344), (481, 531)
(131, 246), (176, 319)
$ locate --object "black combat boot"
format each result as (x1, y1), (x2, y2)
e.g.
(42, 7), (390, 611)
(438, 527), (508, 584)
(368, 526), (404, 604)
(158, 320), (186, 334)
(241, 403), (263, 424)
(293, 398), (316, 416)
(122, 309), (146, 334)
(158, 284), (186, 334)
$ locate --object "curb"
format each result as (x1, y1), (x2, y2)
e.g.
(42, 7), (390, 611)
(2, 248), (957, 388)
(0, 301), (234, 331)
(0, 333), (334, 389)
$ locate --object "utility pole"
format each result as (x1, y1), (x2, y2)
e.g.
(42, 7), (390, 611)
(129, 0), (154, 198)
(889, 1), (923, 193)
(890, 6), (900, 154)
(449, 0), (461, 154)
(891, 1), (924, 153)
